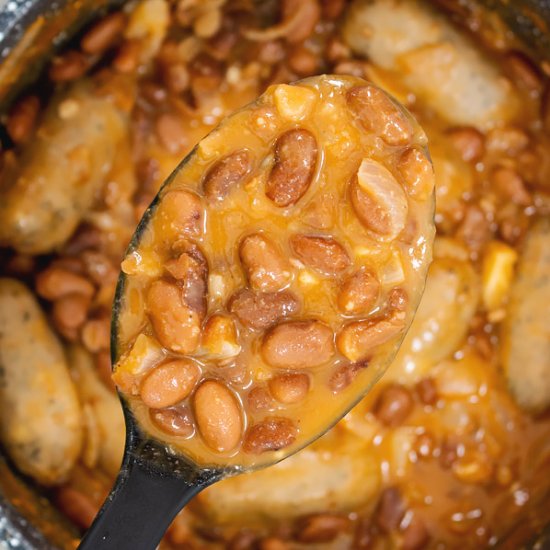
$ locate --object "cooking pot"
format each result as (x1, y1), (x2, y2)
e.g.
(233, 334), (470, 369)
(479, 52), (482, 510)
(1, 1), (550, 548)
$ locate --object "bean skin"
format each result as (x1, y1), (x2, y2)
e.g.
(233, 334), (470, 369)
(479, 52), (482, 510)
(266, 129), (318, 207)
(229, 288), (300, 329)
(194, 380), (243, 452)
(262, 320), (334, 369)
(347, 85), (413, 145)
(203, 149), (252, 201)
(36, 266), (95, 300)
(140, 359), (200, 409)
(146, 280), (201, 354)
(243, 417), (297, 454)
(240, 233), (292, 292)
(337, 268), (380, 314)
(290, 235), (351, 276)
(268, 373), (310, 404)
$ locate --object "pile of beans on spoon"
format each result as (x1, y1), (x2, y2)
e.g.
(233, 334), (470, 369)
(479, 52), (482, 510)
(112, 74), (435, 468)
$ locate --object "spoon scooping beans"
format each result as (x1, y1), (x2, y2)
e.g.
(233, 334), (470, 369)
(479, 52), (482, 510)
(78, 75), (435, 549)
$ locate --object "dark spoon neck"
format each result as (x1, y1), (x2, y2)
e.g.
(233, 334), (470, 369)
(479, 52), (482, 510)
(78, 418), (225, 550)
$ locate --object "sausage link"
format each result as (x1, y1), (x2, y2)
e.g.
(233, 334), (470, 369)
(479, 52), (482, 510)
(0, 279), (82, 485)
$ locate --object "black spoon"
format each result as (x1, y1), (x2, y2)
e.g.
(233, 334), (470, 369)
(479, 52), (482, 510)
(78, 75), (435, 550)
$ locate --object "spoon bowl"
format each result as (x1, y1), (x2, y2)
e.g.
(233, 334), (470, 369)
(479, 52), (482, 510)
(78, 74), (435, 549)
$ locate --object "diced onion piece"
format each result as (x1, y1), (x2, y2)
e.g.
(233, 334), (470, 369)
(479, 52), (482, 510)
(113, 333), (165, 392)
(355, 158), (408, 239)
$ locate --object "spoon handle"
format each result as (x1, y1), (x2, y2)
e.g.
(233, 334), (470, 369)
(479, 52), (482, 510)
(77, 452), (215, 550)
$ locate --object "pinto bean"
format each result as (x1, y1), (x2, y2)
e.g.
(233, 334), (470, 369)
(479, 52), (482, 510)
(52, 293), (91, 332)
(229, 289), (300, 329)
(491, 166), (531, 206)
(140, 359), (200, 409)
(156, 113), (187, 154)
(243, 417), (297, 454)
(81, 317), (111, 353)
(296, 514), (350, 543)
(347, 85), (413, 145)
(397, 148), (435, 199)
(265, 129), (318, 207)
(373, 384), (414, 427)
(194, 380), (243, 452)
(203, 149), (252, 201)
(262, 320), (334, 368)
(240, 233), (292, 291)
(156, 190), (204, 237)
(329, 361), (368, 393)
(350, 158), (408, 239)
(36, 266), (95, 300)
(446, 127), (485, 162)
(337, 315), (406, 363)
(281, 0), (321, 43)
(337, 268), (380, 314)
(49, 51), (89, 82)
(290, 234), (351, 276)
(146, 280), (201, 353)
(375, 487), (405, 532)
(269, 373), (310, 404)
(81, 12), (126, 54)
(401, 514), (430, 550)
(150, 405), (194, 437)
(415, 377), (438, 405)
(7, 95), (40, 144)
(247, 385), (275, 413)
